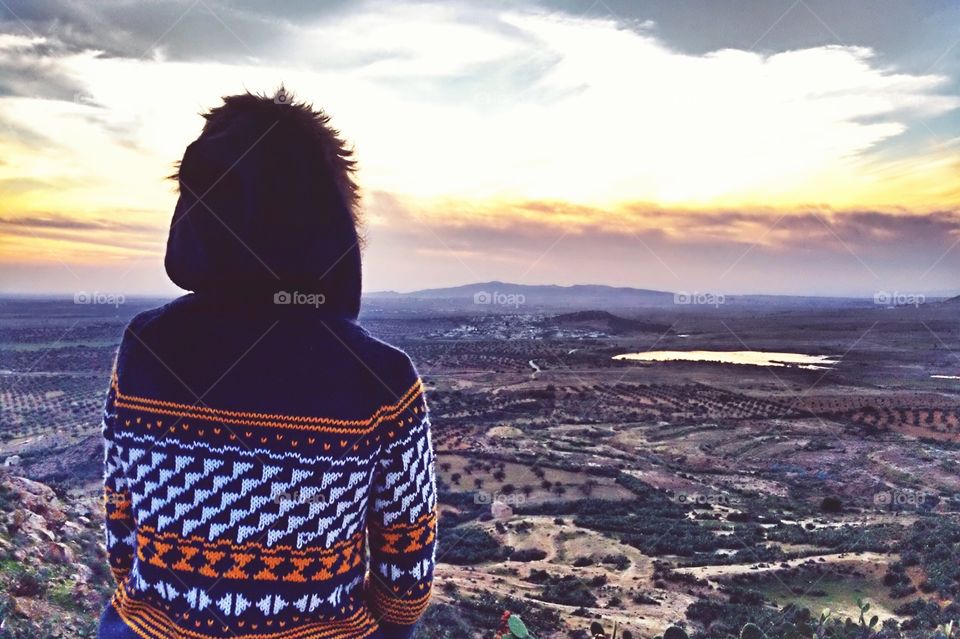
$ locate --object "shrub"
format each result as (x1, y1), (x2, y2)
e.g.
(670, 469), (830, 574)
(441, 526), (503, 565)
(510, 548), (548, 562)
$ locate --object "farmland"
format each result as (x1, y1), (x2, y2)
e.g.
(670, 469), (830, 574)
(0, 292), (958, 638)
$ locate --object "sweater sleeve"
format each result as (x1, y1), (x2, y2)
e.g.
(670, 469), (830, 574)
(366, 380), (437, 639)
(102, 366), (136, 585)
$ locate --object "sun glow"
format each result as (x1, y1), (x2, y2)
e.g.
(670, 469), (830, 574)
(0, 3), (958, 293)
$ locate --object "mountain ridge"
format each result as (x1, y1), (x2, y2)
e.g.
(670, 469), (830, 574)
(365, 281), (672, 298)
(363, 281), (914, 309)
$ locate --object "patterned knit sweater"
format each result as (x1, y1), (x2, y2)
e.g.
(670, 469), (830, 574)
(101, 297), (437, 639)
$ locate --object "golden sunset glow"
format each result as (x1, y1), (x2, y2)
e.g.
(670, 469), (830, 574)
(1, 3), (959, 296)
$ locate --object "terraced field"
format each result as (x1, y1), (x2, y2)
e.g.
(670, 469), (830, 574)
(1, 297), (958, 638)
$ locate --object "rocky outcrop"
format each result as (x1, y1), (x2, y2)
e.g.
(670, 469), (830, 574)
(5, 475), (67, 533)
(0, 472), (110, 635)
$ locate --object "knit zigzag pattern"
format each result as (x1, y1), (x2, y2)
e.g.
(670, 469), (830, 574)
(103, 372), (437, 639)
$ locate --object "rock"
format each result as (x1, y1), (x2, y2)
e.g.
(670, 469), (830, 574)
(10, 508), (52, 540)
(3, 455), (21, 467)
(31, 528), (57, 543)
(5, 476), (57, 505)
(60, 520), (84, 541)
(3, 476), (67, 529)
(46, 541), (75, 563)
(11, 596), (44, 620)
(74, 582), (103, 611)
(71, 563), (94, 585)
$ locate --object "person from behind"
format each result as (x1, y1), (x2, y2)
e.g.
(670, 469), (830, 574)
(97, 89), (437, 639)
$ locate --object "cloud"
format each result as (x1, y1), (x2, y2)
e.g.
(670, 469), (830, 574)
(0, 213), (162, 233)
(0, 213), (167, 261)
(1, 0), (291, 61)
(0, 1), (958, 295)
(370, 191), (960, 250)
(0, 35), (89, 101)
(1, 4), (957, 206)
(365, 196), (960, 296)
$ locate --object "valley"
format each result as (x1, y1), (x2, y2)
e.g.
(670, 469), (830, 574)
(0, 289), (958, 638)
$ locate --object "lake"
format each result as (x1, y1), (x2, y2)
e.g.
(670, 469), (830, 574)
(613, 350), (838, 369)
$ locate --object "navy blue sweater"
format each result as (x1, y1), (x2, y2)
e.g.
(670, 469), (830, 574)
(100, 297), (437, 639)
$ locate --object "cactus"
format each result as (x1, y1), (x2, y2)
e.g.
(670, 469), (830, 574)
(589, 619), (630, 639)
(852, 598), (879, 632)
(508, 614), (530, 638)
(496, 611), (534, 639)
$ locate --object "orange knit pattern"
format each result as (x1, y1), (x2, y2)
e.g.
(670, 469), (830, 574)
(135, 527), (366, 583)
(111, 588), (381, 639)
(368, 581), (433, 626)
(113, 380), (424, 434)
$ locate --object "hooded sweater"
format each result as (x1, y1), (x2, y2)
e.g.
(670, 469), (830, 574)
(99, 99), (436, 639)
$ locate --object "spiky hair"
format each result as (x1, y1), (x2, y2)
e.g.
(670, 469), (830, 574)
(169, 86), (361, 230)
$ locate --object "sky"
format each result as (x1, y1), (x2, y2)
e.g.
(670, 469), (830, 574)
(0, 0), (959, 297)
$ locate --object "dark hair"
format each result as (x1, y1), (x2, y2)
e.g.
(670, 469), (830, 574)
(169, 86), (361, 237)
(164, 87), (365, 314)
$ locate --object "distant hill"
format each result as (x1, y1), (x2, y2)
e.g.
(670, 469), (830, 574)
(545, 310), (672, 334)
(364, 281), (872, 310)
(365, 281), (674, 308)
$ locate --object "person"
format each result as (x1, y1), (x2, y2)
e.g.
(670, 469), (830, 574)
(97, 89), (437, 639)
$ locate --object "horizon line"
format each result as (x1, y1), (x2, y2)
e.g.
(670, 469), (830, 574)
(1, 281), (957, 301)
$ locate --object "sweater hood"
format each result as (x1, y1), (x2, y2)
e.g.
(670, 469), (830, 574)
(164, 105), (362, 318)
